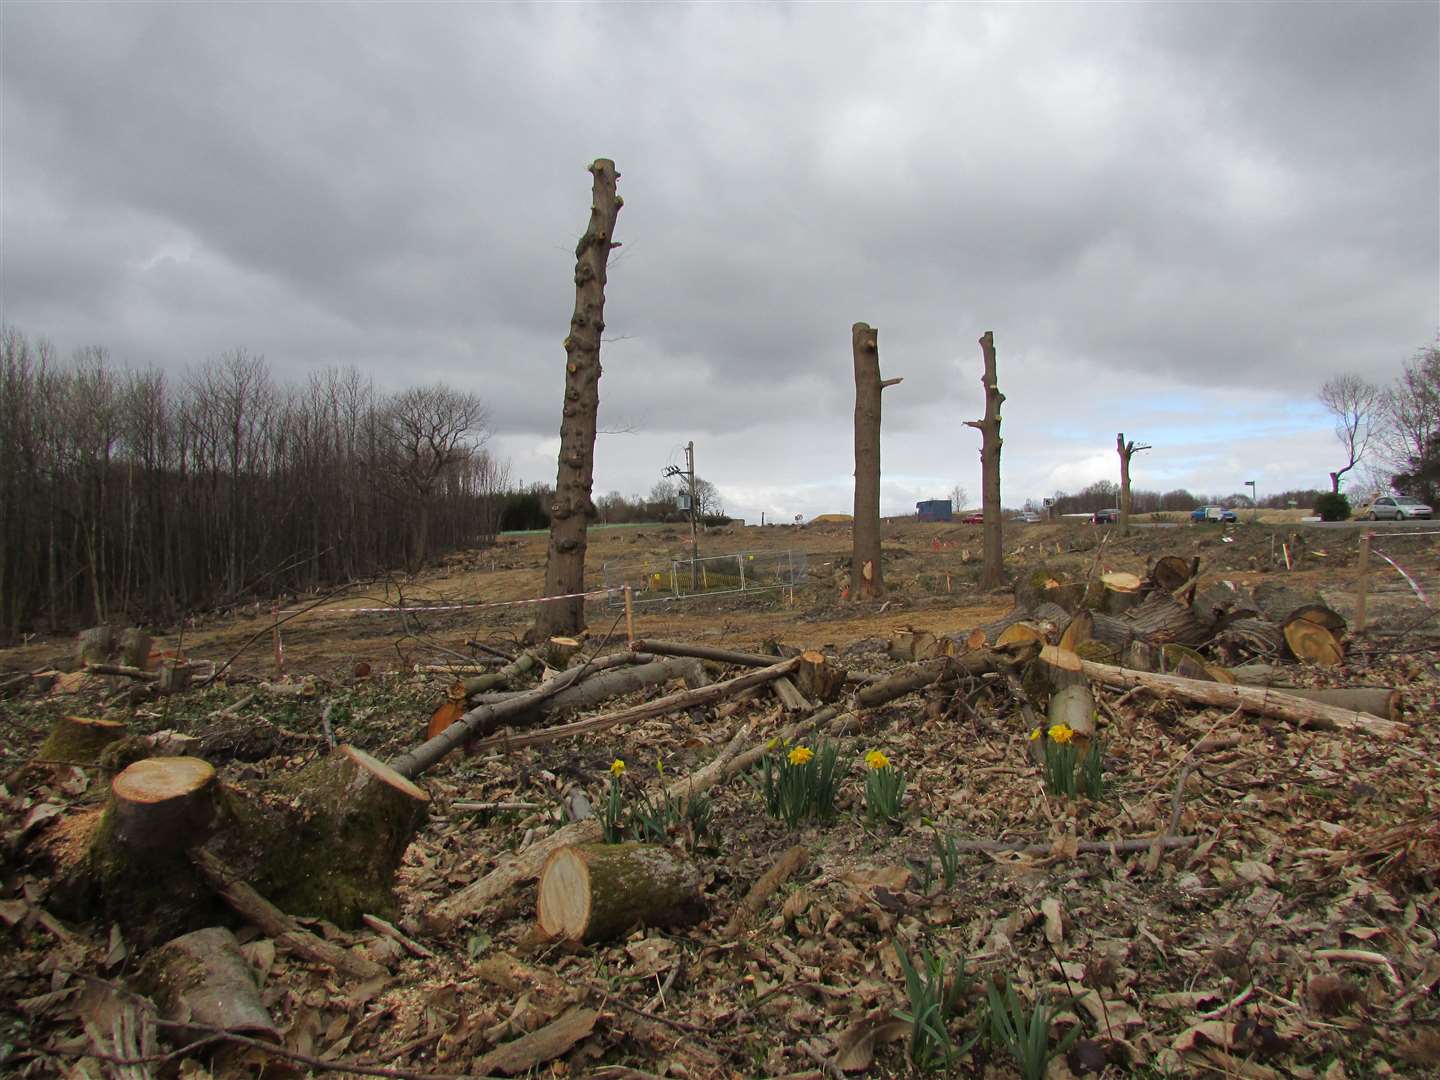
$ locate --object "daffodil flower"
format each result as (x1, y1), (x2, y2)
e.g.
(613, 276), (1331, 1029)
(609, 758), (626, 777)
(865, 749), (891, 771)
(1048, 724), (1075, 745)
(787, 745), (815, 766)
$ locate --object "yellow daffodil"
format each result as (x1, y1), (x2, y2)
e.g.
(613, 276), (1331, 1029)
(787, 745), (815, 766)
(609, 758), (626, 777)
(1028, 727), (1042, 741)
(865, 749), (890, 771)
(767, 737), (779, 751)
(1048, 724), (1075, 745)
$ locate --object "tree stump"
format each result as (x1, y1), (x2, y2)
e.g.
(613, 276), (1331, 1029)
(76, 626), (115, 666)
(138, 926), (279, 1042)
(119, 628), (154, 670)
(1090, 572), (1143, 615)
(544, 636), (584, 670)
(217, 745), (430, 927)
(112, 757), (218, 850)
(537, 843), (705, 944)
(35, 715), (126, 767)
(796, 650), (846, 703)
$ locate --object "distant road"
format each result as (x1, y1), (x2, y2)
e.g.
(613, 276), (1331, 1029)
(1123, 519), (1438, 531)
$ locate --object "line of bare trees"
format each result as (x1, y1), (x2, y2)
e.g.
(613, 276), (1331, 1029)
(0, 327), (507, 638)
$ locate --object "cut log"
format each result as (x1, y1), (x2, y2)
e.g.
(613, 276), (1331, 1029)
(1158, 644), (1214, 681)
(1149, 556), (1192, 594)
(1210, 617), (1285, 666)
(1283, 618), (1345, 666)
(1228, 683), (1399, 720)
(796, 650), (847, 703)
(1058, 609), (1093, 652)
(771, 675), (813, 713)
(888, 627), (941, 662)
(432, 720), (756, 929)
(996, 621), (1045, 649)
(1190, 579), (1258, 628)
(1123, 594), (1210, 646)
(1014, 568), (1088, 613)
(76, 626), (115, 666)
(1251, 581), (1326, 623)
(1092, 572), (1144, 615)
(474, 1007), (599, 1076)
(34, 715), (126, 767)
(537, 842), (705, 944)
(1032, 646), (1095, 740)
(1067, 654), (1407, 739)
(977, 607), (1037, 644)
(138, 926), (279, 1042)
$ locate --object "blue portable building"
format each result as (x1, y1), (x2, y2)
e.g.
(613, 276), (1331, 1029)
(916, 499), (952, 522)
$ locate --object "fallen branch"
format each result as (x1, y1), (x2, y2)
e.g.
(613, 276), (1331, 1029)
(465, 658), (799, 753)
(723, 844), (808, 938)
(1055, 648), (1407, 739)
(191, 848), (386, 981)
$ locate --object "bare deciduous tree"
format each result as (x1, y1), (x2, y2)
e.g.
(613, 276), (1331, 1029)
(377, 385), (489, 567)
(1319, 374), (1382, 493)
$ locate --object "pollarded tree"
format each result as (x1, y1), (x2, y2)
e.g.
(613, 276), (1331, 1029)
(1318, 374), (1381, 493)
(533, 160), (623, 642)
(851, 323), (902, 600)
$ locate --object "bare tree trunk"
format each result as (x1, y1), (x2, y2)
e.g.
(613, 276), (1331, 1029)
(533, 159), (622, 642)
(1116, 433), (1149, 532)
(850, 323), (901, 600)
(964, 331), (1005, 589)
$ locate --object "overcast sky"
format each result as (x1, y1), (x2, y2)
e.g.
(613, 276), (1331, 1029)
(3, 2), (1437, 521)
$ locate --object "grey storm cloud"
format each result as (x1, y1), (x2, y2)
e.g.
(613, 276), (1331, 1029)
(2, 1), (1436, 518)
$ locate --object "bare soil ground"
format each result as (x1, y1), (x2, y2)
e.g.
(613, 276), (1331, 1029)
(2, 519), (1437, 1078)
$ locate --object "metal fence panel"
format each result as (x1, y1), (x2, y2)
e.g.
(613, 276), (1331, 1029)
(601, 550), (806, 605)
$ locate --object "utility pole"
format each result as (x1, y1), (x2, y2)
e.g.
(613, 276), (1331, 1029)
(664, 441), (700, 590)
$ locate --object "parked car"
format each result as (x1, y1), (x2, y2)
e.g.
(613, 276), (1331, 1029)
(961, 512), (985, 525)
(1019, 511), (1042, 523)
(1090, 508), (1120, 524)
(1363, 495), (1433, 520)
(1190, 505), (1238, 523)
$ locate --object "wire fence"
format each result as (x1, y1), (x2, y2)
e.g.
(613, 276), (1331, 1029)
(601, 550), (806, 606)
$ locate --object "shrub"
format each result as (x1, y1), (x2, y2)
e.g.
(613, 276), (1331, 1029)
(1314, 492), (1351, 521)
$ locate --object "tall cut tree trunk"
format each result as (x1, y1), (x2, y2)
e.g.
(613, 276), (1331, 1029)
(533, 160), (623, 643)
(850, 323), (902, 600)
(964, 331), (1005, 589)
(1116, 432), (1149, 532)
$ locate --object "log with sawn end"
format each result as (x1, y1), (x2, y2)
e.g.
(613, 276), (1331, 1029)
(1057, 648), (1407, 739)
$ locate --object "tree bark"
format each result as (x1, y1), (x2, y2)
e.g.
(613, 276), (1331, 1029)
(138, 926), (280, 1042)
(1065, 652), (1407, 739)
(796, 649), (846, 703)
(537, 842), (705, 944)
(1116, 433), (1149, 532)
(851, 323), (901, 600)
(533, 159), (622, 641)
(964, 332), (1005, 588)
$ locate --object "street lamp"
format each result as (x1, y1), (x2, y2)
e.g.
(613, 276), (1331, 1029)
(1245, 480), (1257, 522)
